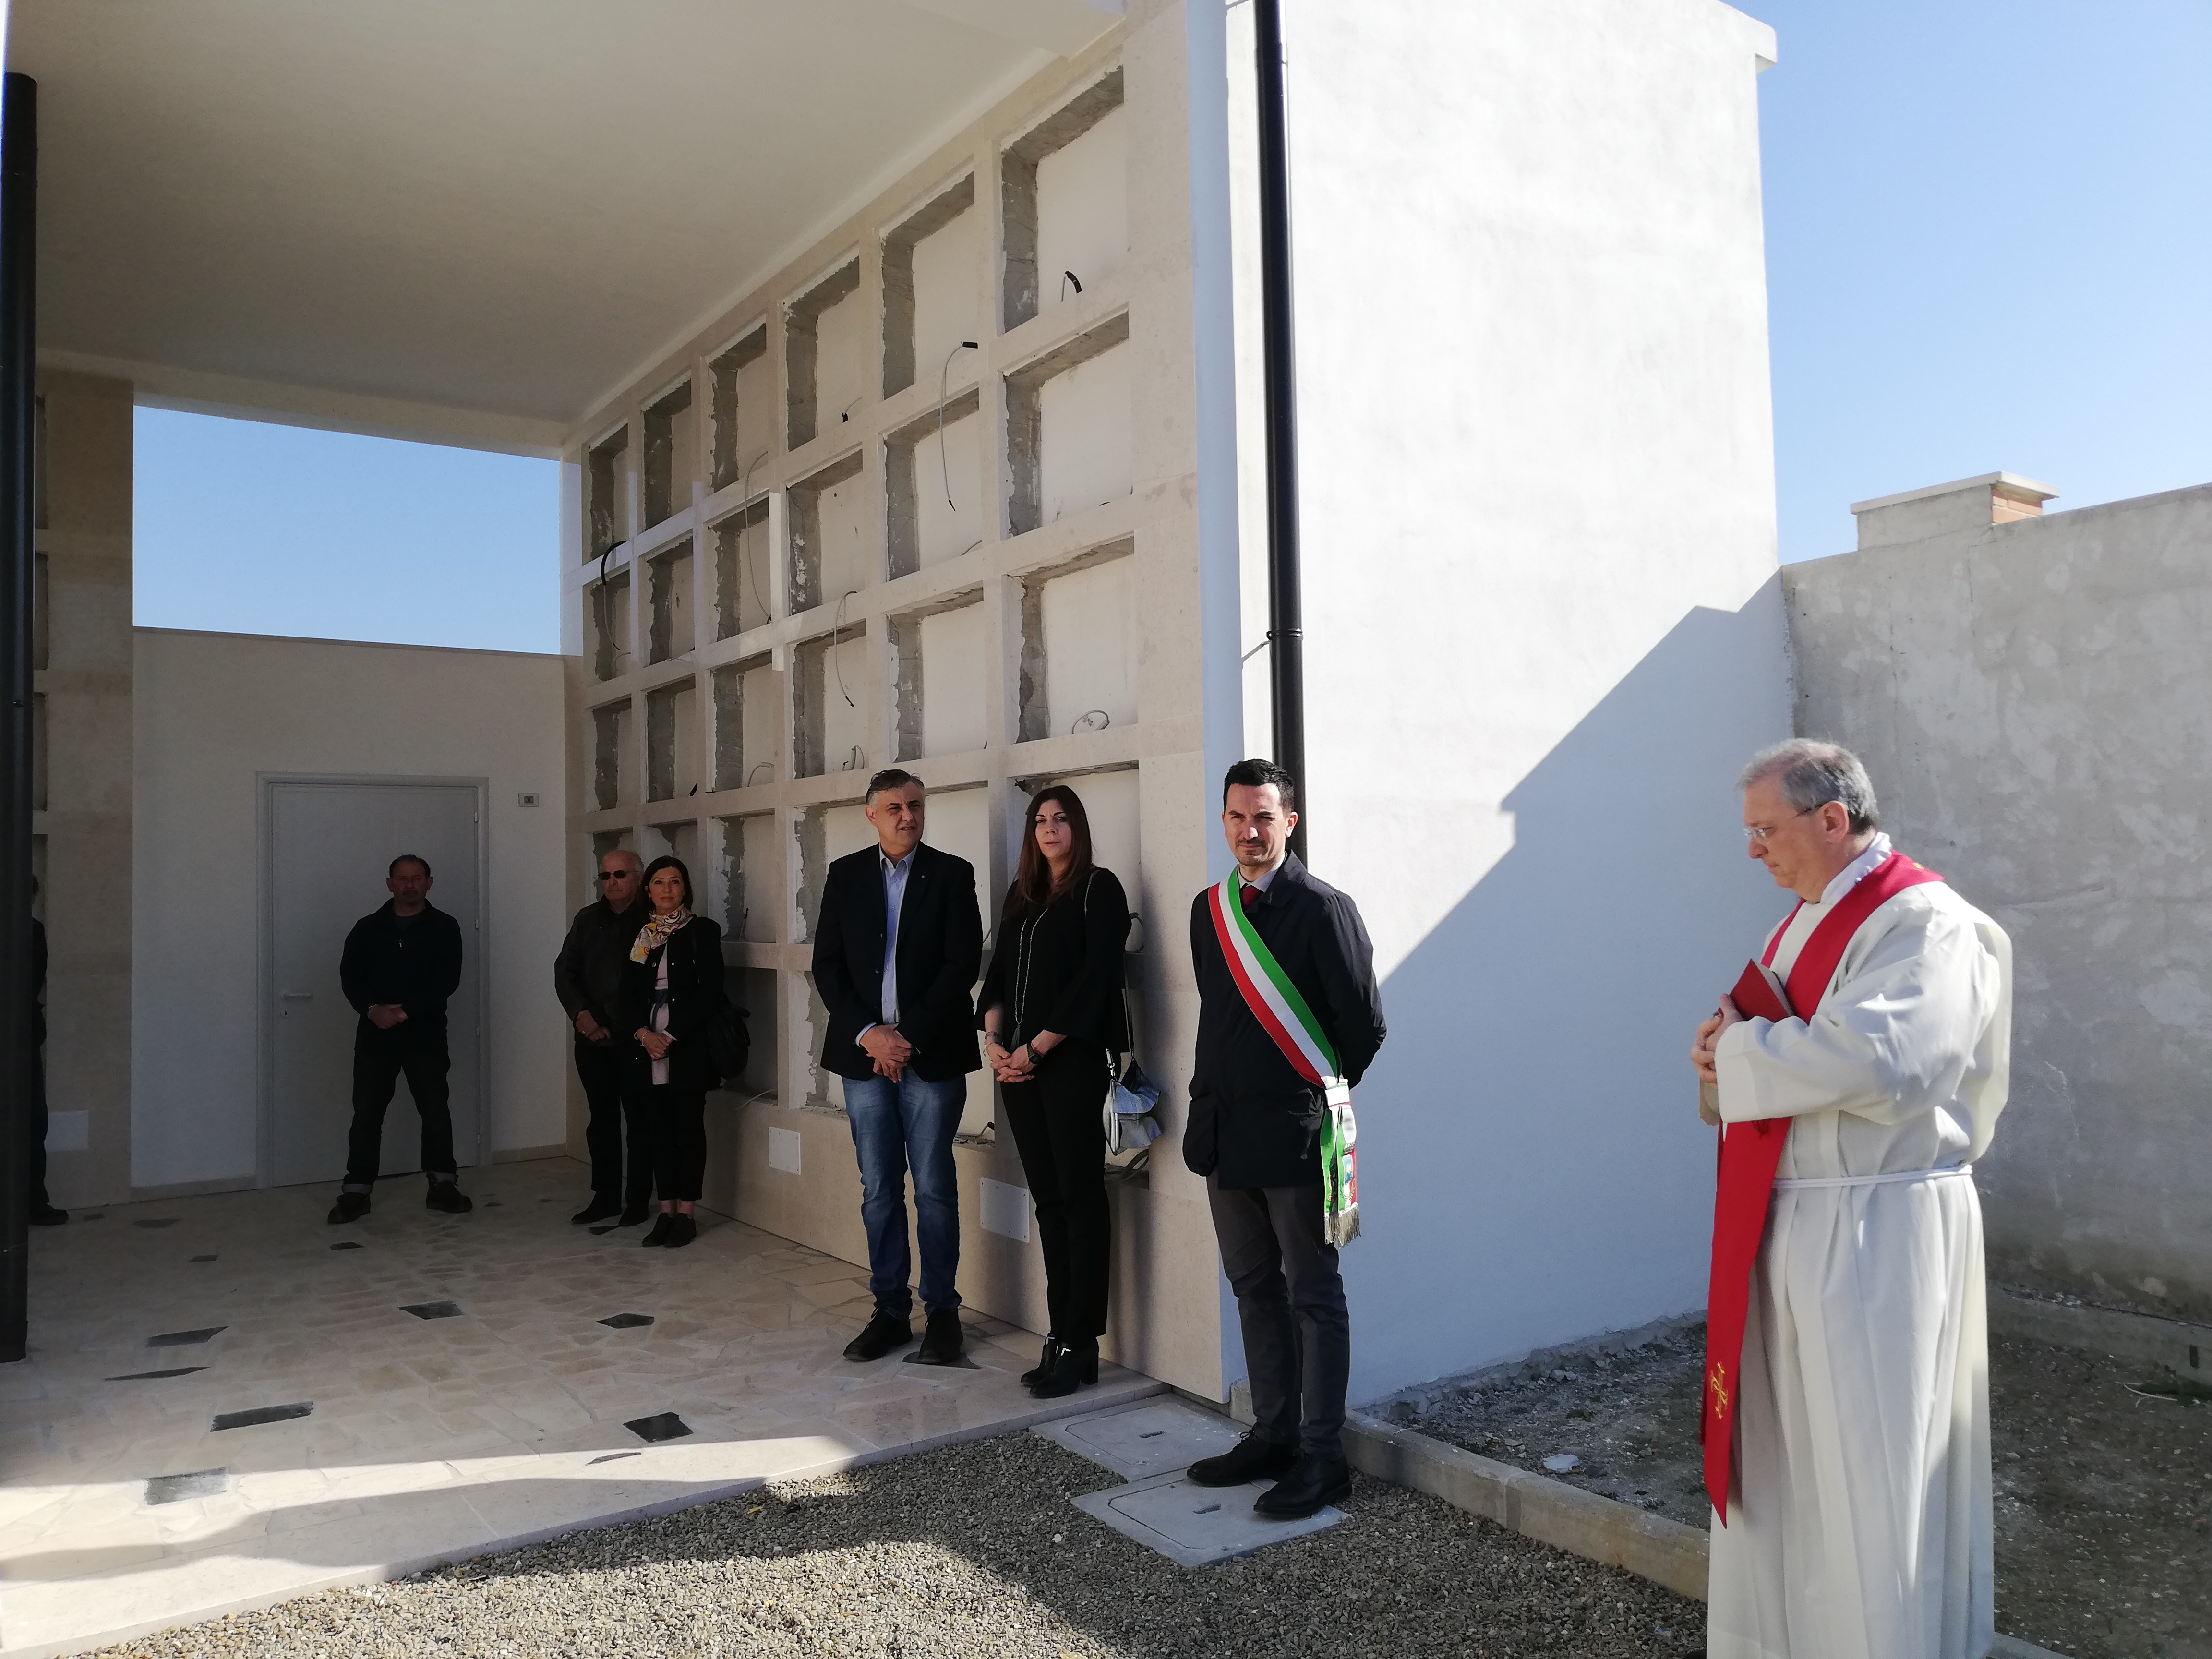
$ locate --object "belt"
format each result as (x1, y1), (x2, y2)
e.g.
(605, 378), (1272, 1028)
(1773, 1163), (1973, 1191)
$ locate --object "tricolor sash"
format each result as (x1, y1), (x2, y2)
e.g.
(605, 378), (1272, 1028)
(1701, 850), (1943, 1522)
(1209, 872), (1360, 1245)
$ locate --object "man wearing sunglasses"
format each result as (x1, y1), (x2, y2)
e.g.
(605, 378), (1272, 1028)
(554, 849), (652, 1226)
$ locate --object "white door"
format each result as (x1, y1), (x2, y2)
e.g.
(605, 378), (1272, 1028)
(265, 780), (484, 1189)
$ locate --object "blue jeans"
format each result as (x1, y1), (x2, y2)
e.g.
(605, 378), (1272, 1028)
(842, 1070), (965, 1319)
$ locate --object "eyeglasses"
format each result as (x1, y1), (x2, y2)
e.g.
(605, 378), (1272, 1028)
(1743, 805), (1824, 845)
(597, 870), (638, 882)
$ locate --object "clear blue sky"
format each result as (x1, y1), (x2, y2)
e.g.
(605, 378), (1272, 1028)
(132, 0), (2210, 646)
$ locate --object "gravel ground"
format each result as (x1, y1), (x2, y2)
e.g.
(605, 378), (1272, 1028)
(96, 1431), (1705, 1659)
(1405, 1322), (2212, 1659)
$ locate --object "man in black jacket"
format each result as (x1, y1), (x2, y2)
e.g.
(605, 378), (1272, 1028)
(553, 847), (649, 1226)
(329, 854), (470, 1224)
(811, 769), (982, 1366)
(1184, 759), (1387, 1520)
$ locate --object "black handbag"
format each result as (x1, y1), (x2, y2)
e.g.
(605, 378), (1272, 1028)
(706, 998), (749, 1086)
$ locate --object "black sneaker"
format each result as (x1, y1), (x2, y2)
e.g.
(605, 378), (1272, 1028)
(425, 1182), (473, 1215)
(842, 1311), (914, 1362)
(1187, 1430), (1298, 1488)
(641, 1213), (675, 1248)
(1253, 1452), (1353, 1520)
(914, 1308), (965, 1366)
(327, 1192), (371, 1225)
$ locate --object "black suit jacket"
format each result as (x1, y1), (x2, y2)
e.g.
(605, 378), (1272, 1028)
(812, 841), (983, 1082)
(340, 901), (465, 1051)
(1185, 854), (1386, 1189)
(614, 915), (735, 1093)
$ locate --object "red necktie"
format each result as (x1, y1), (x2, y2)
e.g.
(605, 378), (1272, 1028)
(1240, 883), (1261, 910)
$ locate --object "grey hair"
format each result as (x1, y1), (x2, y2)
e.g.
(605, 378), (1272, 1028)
(1737, 740), (1879, 833)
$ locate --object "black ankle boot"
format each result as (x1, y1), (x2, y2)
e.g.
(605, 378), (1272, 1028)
(1021, 1337), (1064, 1388)
(641, 1213), (675, 1248)
(1027, 1339), (1098, 1398)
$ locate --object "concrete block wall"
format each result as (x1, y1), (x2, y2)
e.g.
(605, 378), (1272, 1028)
(559, 3), (1230, 1398)
(1787, 481), (2212, 1322)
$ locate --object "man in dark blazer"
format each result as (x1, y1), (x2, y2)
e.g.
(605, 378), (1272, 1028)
(330, 854), (470, 1224)
(1184, 759), (1387, 1520)
(553, 847), (650, 1226)
(812, 769), (983, 1365)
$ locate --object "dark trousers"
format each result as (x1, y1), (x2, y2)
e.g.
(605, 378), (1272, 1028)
(1207, 1174), (1349, 1459)
(31, 1043), (48, 1210)
(1001, 1040), (1112, 1342)
(344, 1041), (456, 1191)
(576, 1038), (649, 1206)
(624, 1072), (707, 1203)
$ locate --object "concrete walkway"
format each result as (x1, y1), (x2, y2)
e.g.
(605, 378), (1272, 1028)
(0, 1158), (1158, 1658)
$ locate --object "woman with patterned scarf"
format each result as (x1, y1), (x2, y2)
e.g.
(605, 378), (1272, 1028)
(616, 855), (735, 1248)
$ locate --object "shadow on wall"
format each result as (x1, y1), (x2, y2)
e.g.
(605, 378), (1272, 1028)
(1343, 583), (1792, 1403)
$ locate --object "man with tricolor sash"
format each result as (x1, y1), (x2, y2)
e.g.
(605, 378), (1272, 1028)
(1182, 759), (1386, 1521)
(1692, 740), (2012, 1659)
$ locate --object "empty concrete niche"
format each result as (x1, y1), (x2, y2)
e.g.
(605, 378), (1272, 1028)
(1001, 69), (1124, 331)
(793, 625), (873, 780)
(787, 452), (871, 614)
(645, 678), (701, 803)
(709, 656), (780, 791)
(795, 970), (834, 1107)
(708, 325), (769, 492)
(1019, 541), (1138, 741)
(728, 965), (778, 1096)
(785, 258), (865, 449)
(795, 800), (878, 943)
(585, 426), (629, 560)
(711, 500), (773, 639)
(890, 594), (989, 761)
(641, 380), (695, 529)
(1005, 313), (1131, 536)
(645, 541), (693, 664)
(717, 813), (779, 944)
(886, 392), (984, 579)
(586, 568), (632, 682)
(882, 175), (978, 397)
(589, 700), (633, 811)
(643, 818), (697, 874)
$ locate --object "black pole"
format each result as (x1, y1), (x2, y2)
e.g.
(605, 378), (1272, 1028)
(1253, 0), (1306, 859)
(0, 72), (36, 1365)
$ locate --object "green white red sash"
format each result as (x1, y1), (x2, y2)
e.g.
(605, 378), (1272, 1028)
(1209, 871), (1361, 1244)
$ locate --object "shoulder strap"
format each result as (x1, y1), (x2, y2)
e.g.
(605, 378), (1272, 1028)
(1207, 872), (1340, 1086)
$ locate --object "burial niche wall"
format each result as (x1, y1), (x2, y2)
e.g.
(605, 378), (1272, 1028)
(1001, 70), (1125, 331)
(1019, 541), (1138, 742)
(641, 379), (695, 529)
(891, 594), (989, 762)
(786, 259), (866, 450)
(1004, 313), (1131, 536)
(708, 325), (769, 493)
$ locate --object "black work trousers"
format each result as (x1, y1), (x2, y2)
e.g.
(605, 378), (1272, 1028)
(624, 1073), (708, 1203)
(1001, 1040), (1112, 1342)
(344, 1041), (456, 1191)
(1207, 1174), (1348, 1459)
(576, 1038), (650, 1207)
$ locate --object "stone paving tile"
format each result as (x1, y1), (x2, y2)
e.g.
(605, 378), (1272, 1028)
(6, 1155), (1162, 1658)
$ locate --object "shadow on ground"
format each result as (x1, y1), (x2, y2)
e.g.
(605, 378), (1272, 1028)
(96, 1432), (1706, 1659)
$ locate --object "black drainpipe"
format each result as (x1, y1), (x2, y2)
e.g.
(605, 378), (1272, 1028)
(1252, 0), (1307, 859)
(0, 72), (36, 1364)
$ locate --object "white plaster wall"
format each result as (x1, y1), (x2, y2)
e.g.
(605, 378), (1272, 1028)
(1039, 343), (1133, 522)
(920, 603), (989, 756)
(916, 409), (985, 565)
(732, 345), (775, 483)
(814, 467), (875, 602)
(1268, 0), (1792, 1401)
(911, 206), (982, 383)
(1037, 102), (1129, 311)
(1041, 554), (1140, 736)
(738, 662), (779, 784)
(132, 628), (570, 1190)
(1787, 483), (2212, 1321)
(812, 286), (872, 434)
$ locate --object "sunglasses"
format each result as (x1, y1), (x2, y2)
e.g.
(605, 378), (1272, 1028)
(597, 871), (638, 882)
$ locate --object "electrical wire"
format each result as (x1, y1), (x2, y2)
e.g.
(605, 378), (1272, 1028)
(1060, 270), (1083, 302)
(831, 589), (858, 707)
(1070, 709), (1111, 734)
(737, 449), (773, 625)
(939, 341), (979, 509)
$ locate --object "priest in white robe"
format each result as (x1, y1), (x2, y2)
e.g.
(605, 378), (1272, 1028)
(1692, 740), (2012, 1659)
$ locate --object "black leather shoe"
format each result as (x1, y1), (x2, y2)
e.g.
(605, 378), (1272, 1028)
(327, 1192), (371, 1225)
(1187, 1430), (1298, 1488)
(572, 1199), (621, 1225)
(1027, 1339), (1097, 1398)
(618, 1202), (651, 1227)
(1021, 1337), (1065, 1388)
(663, 1214), (697, 1249)
(1254, 1452), (1353, 1520)
(641, 1213), (675, 1248)
(425, 1182), (473, 1214)
(843, 1311), (914, 1361)
(29, 1204), (66, 1226)
(914, 1309), (966, 1366)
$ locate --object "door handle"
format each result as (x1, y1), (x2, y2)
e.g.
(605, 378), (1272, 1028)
(279, 991), (315, 1000)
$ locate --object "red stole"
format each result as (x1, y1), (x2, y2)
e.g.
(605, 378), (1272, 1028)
(1700, 851), (1944, 1521)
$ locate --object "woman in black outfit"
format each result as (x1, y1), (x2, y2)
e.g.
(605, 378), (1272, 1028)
(979, 785), (1130, 1398)
(617, 855), (732, 1250)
